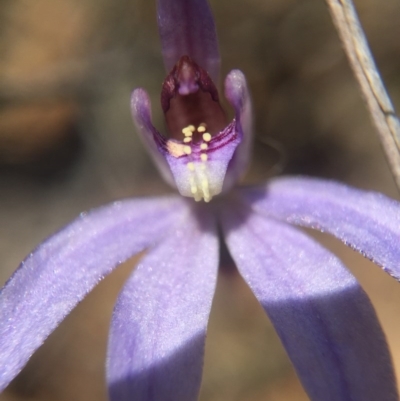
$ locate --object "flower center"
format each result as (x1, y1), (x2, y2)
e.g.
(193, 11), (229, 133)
(159, 56), (238, 203)
(165, 122), (213, 202)
(161, 55), (226, 142)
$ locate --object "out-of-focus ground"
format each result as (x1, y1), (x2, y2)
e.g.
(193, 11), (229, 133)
(1, 0), (400, 400)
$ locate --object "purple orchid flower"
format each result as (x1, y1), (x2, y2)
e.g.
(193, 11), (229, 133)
(1, 1), (400, 400)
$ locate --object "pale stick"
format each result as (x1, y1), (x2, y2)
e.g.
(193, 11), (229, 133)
(325, 0), (400, 190)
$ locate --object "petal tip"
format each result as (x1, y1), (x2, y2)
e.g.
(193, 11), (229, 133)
(224, 69), (248, 109)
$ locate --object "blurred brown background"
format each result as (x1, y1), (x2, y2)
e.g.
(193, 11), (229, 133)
(1, 0), (400, 400)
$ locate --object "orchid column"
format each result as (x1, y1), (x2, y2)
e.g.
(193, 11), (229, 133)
(132, 0), (252, 202)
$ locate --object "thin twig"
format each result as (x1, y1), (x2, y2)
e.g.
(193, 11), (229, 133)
(325, 0), (400, 190)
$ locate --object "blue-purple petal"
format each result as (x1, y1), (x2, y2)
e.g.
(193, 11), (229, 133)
(107, 205), (218, 401)
(240, 177), (400, 281)
(221, 204), (398, 401)
(0, 196), (186, 391)
(157, 0), (220, 81)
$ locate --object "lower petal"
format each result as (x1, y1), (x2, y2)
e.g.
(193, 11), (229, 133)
(0, 196), (185, 391)
(241, 177), (400, 281)
(221, 206), (398, 401)
(107, 206), (219, 401)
